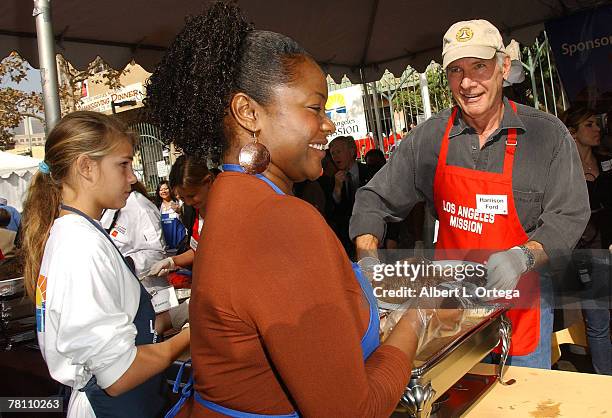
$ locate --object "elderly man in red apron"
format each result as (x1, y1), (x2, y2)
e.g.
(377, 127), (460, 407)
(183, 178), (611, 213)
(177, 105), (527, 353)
(350, 19), (590, 368)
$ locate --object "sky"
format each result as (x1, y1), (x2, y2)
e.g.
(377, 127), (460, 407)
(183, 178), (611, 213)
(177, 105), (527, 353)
(1, 55), (44, 134)
(0, 55), (42, 93)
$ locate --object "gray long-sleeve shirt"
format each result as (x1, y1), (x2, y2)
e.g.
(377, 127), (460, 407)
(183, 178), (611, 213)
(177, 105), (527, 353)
(350, 98), (590, 254)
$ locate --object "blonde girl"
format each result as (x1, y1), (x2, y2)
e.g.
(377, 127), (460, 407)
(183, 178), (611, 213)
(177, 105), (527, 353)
(22, 111), (189, 418)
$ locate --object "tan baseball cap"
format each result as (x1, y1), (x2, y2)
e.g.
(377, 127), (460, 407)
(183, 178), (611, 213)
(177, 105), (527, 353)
(442, 19), (506, 69)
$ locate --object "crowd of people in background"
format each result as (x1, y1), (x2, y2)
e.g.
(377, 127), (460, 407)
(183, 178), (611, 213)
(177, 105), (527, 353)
(560, 107), (612, 375)
(1, 105), (610, 372)
(0, 8), (610, 418)
(293, 133), (426, 259)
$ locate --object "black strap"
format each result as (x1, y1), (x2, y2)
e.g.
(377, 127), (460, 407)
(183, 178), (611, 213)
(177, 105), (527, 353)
(101, 208), (121, 234)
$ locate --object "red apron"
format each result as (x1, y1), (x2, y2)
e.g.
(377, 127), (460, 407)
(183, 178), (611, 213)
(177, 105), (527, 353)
(190, 209), (202, 252)
(433, 103), (539, 356)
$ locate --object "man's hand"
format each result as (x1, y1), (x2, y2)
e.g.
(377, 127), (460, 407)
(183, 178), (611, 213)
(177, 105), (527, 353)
(334, 170), (347, 188)
(355, 234), (380, 261)
(332, 170), (347, 202)
(485, 247), (529, 292)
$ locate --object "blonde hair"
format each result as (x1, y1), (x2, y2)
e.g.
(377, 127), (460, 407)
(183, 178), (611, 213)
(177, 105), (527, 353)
(21, 111), (135, 300)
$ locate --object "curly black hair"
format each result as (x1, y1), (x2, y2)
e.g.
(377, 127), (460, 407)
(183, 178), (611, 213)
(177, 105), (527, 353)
(145, 1), (309, 162)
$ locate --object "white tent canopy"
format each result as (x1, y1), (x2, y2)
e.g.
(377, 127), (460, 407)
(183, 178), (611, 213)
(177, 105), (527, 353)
(0, 151), (40, 212)
(0, 151), (40, 179)
(0, 0), (606, 82)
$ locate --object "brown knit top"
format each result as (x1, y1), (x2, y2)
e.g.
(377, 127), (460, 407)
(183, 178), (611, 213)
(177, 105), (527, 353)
(184, 172), (411, 417)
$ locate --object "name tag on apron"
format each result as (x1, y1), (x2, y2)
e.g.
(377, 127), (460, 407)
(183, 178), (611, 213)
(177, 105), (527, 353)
(150, 286), (179, 314)
(190, 236), (198, 251)
(601, 159), (612, 172)
(476, 194), (508, 215)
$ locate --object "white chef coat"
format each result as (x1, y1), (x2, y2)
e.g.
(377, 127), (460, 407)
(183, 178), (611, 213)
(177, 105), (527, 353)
(101, 192), (167, 277)
(36, 214), (141, 418)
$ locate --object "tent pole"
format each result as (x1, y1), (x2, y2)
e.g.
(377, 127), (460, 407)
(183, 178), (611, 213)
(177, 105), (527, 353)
(419, 72), (432, 120)
(358, 67), (383, 150)
(369, 82), (384, 150)
(33, 0), (61, 132)
(358, 68), (376, 142)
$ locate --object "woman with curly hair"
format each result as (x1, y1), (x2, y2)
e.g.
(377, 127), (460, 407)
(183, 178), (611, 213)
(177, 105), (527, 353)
(147, 3), (421, 417)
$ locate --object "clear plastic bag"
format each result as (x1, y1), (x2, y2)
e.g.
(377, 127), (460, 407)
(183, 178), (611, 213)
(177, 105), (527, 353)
(378, 281), (480, 355)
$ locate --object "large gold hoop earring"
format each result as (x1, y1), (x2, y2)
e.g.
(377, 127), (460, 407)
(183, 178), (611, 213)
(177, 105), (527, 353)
(238, 131), (270, 175)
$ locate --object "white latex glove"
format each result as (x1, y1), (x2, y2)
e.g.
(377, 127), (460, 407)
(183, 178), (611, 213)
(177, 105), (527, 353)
(485, 247), (528, 292)
(357, 256), (382, 270)
(169, 298), (189, 330)
(381, 304), (464, 354)
(357, 256), (383, 283)
(148, 257), (176, 277)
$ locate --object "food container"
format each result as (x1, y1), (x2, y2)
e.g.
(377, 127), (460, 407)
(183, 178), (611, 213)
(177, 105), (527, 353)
(1, 315), (37, 350)
(0, 277), (25, 298)
(372, 258), (511, 418)
(1, 296), (34, 323)
(399, 307), (511, 418)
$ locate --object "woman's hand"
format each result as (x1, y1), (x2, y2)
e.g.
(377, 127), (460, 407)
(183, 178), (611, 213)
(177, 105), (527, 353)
(148, 257), (176, 277)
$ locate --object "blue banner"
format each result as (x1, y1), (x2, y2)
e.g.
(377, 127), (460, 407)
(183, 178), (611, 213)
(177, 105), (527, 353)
(545, 5), (612, 112)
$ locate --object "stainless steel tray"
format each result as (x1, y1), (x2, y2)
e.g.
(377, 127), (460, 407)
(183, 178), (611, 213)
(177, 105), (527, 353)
(400, 307), (511, 418)
(1, 296), (34, 322)
(0, 277), (24, 298)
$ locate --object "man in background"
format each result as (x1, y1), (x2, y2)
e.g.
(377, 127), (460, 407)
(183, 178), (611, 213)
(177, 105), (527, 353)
(329, 136), (372, 259)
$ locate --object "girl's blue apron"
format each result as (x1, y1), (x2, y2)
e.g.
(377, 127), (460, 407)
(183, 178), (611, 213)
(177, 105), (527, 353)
(60, 205), (167, 418)
(165, 165), (380, 418)
(161, 208), (187, 250)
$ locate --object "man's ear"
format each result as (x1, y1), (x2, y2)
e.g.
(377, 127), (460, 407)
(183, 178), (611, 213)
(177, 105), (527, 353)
(229, 92), (261, 134)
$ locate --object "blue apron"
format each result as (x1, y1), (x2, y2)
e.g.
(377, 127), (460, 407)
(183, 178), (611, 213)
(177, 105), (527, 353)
(60, 205), (167, 418)
(165, 165), (380, 418)
(161, 209), (187, 250)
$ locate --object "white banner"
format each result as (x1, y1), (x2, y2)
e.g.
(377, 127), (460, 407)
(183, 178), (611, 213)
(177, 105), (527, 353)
(156, 160), (170, 178)
(76, 82), (146, 114)
(325, 85), (368, 140)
